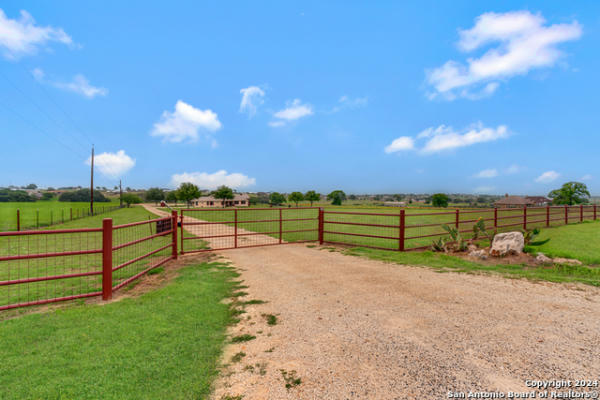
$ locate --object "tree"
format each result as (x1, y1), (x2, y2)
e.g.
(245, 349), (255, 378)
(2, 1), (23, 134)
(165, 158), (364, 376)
(548, 182), (590, 205)
(212, 185), (234, 207)
(287, 192), (304, 207)
(431, 193), (449, 208)
(166, 191), (178, 203)
(122, 193), (142, 207)
(327, 190), (346, 206)
(41, 192), (54, 201)
(59, 189), (110, 202)
(269, 192), (286, 206)
(145, 187), (165, 205)
(176, 183), (201, 206)
(304, 190), (320, 206)
(25, 183), (37, 189)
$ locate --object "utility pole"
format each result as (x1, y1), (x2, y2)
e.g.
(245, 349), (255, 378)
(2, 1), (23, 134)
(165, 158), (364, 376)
(119, 179), (123, 207)
(90, 145), (94, 215)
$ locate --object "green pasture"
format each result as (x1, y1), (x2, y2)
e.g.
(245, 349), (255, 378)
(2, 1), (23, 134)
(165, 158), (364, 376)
(0, 261), (237, 399)
(0, 206), (171, 308)
(0, 198), (121, 231)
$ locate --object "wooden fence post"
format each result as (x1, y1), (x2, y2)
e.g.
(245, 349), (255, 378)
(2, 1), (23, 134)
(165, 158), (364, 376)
(398, 209), (405, 251)
(102, 218), (113, 301)
(595, 204), (597, 221)
(565, 205), (568, 225)
(546, 206), (550, 227)
(16, 209), (20, 231)
(523, 206), (527, 231)
(455, 209), (459, 229)
(580, 204), (584, 222)
(171, 210), (178, 260)
(494, 208), (498, 229)
(318, 208), (324, 245)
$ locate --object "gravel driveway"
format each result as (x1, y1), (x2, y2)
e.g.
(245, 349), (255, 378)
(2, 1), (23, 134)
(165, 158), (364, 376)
(211, 243), (600, 399)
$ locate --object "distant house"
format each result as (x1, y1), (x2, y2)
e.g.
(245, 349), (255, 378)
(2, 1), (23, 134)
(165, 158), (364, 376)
(525, 196), (551, 206)
(383, 201), (406, 207)
(494, 194), (535, 208)
(192, 193), (249, 208)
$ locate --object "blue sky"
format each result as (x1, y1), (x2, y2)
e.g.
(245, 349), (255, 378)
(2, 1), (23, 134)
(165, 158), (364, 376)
(0, 1), (598, 195)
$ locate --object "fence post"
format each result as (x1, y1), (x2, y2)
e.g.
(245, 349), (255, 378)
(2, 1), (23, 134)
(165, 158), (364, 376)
(171, 210), (178, 260)
(565, 205), (568, 225)
(234, 209), (238, 248)
(36, 210), (39, 228)
(180, 212), (185, 255)
(399, 209), (405, 251)
(70, 208), (73, 221)
(50, 210), (53, 225)
(16, 209), (20, 231)
(102, 218), (113, 301)
(580, 204), (584, 222)
(595, 204), (597, 221)
(523, 205), (527, 231)
(318, 208), (324, 245)
(279, 209), (283, 244)
(455, 209), (459, 229)
(546, 206), (550, 227)
(494, 208), (498, 229)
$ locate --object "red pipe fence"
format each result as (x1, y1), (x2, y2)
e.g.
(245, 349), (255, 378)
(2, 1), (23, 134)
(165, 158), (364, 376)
(0, 205), (597, 311)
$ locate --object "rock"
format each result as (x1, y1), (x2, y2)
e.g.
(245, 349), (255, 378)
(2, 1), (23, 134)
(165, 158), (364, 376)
(467, 244), (478, 252)
(535, 253), (552, 264)
(469, 249), (488, 260)
(490, 232), (524, 257)
(553, 257), (583, 266)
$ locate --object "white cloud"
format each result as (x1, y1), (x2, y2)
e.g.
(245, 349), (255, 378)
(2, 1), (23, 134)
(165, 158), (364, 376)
(474, 168), (498, 178)
(151, 100), (222, 143)
(506, 164), (521, 174)
(535, 170), (560, 183)
(330, 95), (368, 113)
(420, 123), (509, 153)
(384, 136), (414, 153)
(474, 186), (495, 194)
(239, 86), (265, 117)
(581, 174), (592, 181)
(170, 170), (256, 190)
(33, 68), (107, 98)
(427, 11), (582, 100)
(0, 9), (74, 59)
(385, 123), (509, 155)
(86, 150), (135, 178)
(270, 99), (313, 127)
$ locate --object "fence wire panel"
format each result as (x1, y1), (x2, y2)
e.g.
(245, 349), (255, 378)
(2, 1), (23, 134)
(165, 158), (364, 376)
(323, 211), (402, 250)
(0, 229), (102, 310)
(181, 207), (319, 252)
(404, 211), (455, 249)
(0, 205), (122, 232)
(112, 217), (174, 290)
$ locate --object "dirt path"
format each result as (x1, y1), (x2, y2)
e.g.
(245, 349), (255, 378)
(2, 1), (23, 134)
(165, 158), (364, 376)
(143, 205), (600, 399)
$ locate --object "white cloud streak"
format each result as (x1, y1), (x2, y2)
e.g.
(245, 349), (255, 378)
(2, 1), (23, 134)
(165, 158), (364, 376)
(474, 168), (498, 178)
(171, 170), (256, 190)
(33, 68), (107, 98)
(151, 100), (222, 143)
(239, 86), (265, 117)
(269, 99), (313, 127)
(385, 123), (510, 155)
(0, 9), (74, 59)
(330, 95), (368, 113)
(86, 150), (135, 178)
(427, 11), (582, 100)
(535, 170), (560, 183)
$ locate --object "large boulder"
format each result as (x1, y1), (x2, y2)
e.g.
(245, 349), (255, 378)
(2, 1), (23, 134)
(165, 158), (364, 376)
(490, 232), (524, 257)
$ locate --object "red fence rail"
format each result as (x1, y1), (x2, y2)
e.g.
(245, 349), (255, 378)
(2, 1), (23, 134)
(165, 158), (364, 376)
(0, 212), (177, 311)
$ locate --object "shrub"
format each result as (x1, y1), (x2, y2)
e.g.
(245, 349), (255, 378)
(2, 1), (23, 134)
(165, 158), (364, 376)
(59, 189), (110, 203)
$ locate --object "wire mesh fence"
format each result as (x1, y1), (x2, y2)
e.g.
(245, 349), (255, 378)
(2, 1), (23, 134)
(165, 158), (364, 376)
(0, 214), (176, 311)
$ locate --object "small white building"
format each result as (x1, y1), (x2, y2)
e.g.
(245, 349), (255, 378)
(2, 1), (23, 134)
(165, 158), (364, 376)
(192, 193), (250, 208)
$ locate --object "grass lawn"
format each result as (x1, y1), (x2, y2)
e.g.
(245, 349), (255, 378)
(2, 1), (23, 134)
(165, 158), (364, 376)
(527, 220), (600, 265)
(0, 261), (237, 399)
(0, 206), (168, 308)
(0, 198), (121, 231)
(345, 247), (600, 287)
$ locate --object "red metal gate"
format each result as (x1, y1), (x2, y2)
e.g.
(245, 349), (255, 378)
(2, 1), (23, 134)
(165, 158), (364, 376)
(179, 207), (319, 254)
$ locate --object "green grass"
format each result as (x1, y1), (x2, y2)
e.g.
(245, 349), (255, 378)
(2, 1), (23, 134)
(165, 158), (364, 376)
(345, 247), (600, 286)
(0, 198), (121, 231)
(0, 206), (170, 308)
(0, 261), (238, 400)
(526, 220), (600, 265)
